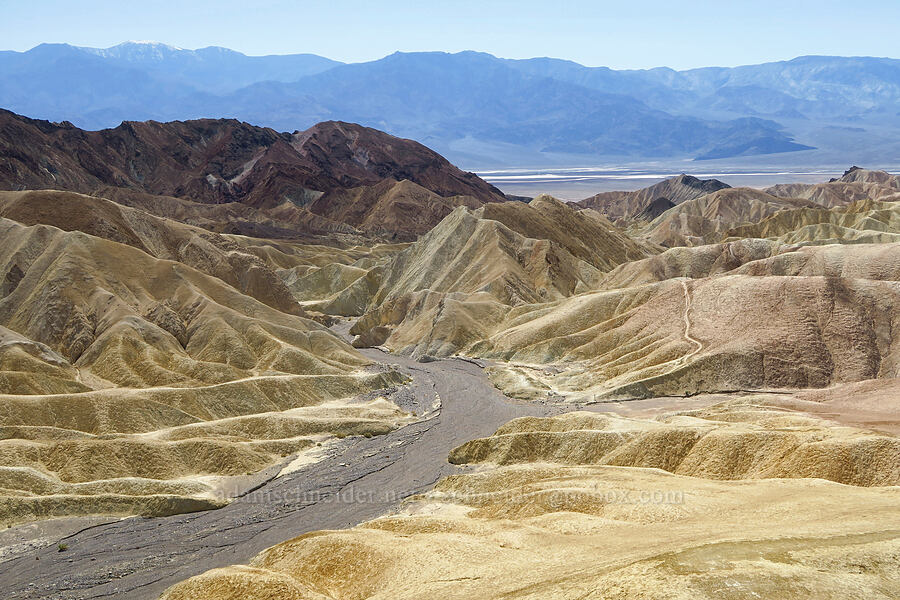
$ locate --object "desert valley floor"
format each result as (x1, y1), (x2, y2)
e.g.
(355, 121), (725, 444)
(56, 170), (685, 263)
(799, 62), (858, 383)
(0, 110), (897, 599)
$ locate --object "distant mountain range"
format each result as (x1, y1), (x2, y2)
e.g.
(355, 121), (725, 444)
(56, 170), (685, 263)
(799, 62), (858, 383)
(2, 42), (899, 166)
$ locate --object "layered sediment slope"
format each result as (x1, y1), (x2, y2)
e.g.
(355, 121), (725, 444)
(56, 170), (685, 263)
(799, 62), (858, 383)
(0, 216), (409, 525)
(346, 179), (900, 401)
(640, 187), (820, 247)
(722, 198), (900, 245)
(598, 238), (900, 290)
(348, 197), (653, 356)
(306, 179), (485, 241)
(577, 174), (731, 221)
(161, 403), (900, 600)
(91, 185), (367, 241)
(0, 189), (304, 313)
(450, 405), (900, 486)
(479, 273), (900, 400)
(766, 166), (900, 207)
(577, 168), (900, 249)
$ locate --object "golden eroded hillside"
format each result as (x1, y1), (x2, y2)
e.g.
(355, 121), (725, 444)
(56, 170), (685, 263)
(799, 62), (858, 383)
(158, 168), (900, 599)
(161, 402), (900, 600)
(0, 114), (897, 600)
(346, 203), (900, 403)
(0, 208), (411, 526)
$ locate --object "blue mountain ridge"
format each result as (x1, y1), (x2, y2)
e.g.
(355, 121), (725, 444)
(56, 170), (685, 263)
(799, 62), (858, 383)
(3, 42), (898, 164)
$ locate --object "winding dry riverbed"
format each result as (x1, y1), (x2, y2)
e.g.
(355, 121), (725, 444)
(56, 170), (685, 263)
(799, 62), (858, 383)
(0, 336), (586, 599)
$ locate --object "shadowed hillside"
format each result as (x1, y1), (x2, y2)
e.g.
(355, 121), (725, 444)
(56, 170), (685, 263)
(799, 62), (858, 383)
(0, 110), (505, 240)
(577, 174), (731, 221)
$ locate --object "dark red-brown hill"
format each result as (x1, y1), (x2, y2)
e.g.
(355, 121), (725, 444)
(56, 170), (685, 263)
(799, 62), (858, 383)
(0, 109), (504, 211)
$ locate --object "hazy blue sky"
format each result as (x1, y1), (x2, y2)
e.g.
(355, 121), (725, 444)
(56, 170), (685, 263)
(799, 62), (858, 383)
(4, 0), (899, 69)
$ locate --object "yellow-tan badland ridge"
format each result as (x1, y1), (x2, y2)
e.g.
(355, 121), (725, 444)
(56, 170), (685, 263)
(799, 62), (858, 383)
(0, 111), (897, 598)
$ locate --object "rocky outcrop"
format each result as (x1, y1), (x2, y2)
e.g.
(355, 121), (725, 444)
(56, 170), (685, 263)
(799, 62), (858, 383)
(577, 174), (730, 220)
(766, 168), (900, 208)
(642, 187), (820, 246)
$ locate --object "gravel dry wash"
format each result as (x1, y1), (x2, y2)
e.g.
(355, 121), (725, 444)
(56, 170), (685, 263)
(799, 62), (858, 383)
(160, 398), (900, 600)
(0, 345), (585, 599)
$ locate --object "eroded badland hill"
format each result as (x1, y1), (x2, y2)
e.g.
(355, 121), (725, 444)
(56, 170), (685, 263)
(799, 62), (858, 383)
(0, 112), (896, 599)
